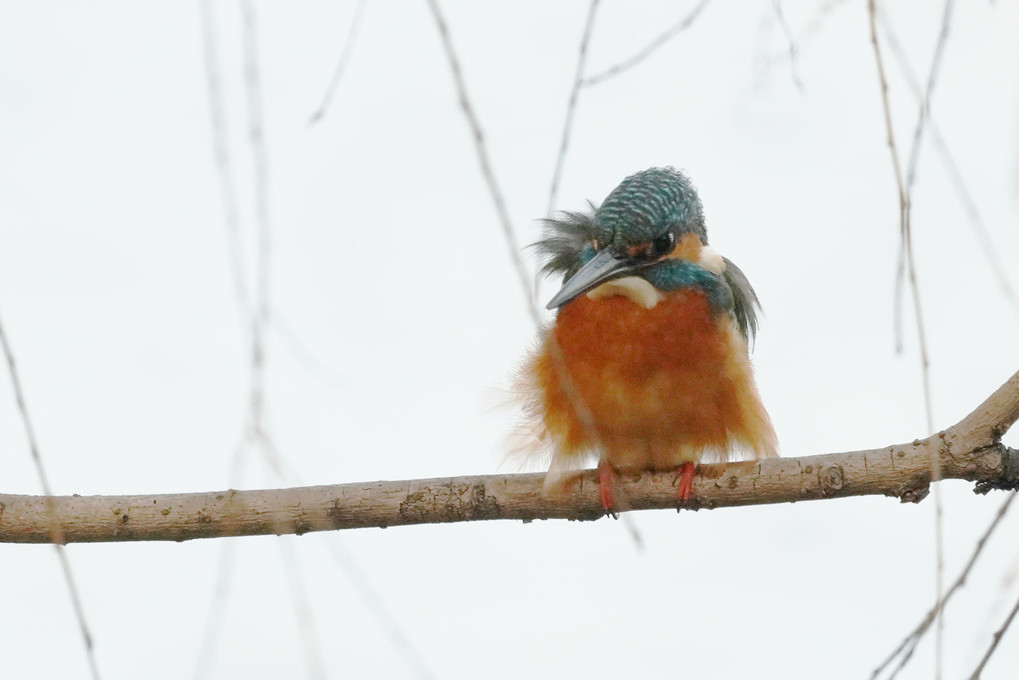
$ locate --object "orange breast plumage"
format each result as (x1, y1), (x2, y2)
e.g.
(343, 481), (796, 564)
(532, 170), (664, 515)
(520, 286), (777, 480)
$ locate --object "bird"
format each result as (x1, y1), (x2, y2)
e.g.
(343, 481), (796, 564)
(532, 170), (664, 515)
(516, 166), (778, 511)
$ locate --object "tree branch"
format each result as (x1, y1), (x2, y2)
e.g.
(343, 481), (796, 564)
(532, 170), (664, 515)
(2, 370), (1017, 545)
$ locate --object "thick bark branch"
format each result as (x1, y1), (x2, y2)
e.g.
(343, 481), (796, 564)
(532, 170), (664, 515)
(2, 370), (1017, 545)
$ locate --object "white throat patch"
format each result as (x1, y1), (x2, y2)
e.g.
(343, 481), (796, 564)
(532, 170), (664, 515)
(586, 276), (663, 309)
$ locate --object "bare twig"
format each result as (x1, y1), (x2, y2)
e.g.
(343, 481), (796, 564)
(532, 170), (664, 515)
(0, 315), (101, 679)
(800, 0), (850, 43)
(904, 0), (954, 193)
(582, 0), (711, 86)
(902, 4), (955, 673)
(198, 4), (330, 675)
(866, 2), (936, 433)
(893, 0), (955, 357)
(759, 0), (850, 70)
(241, 0), (270, 429)
(967, 584), (1019, 679)
(926, 127), (1019, 317)
(878, 11), (1019, 321)
(423, 0), (609, 475)
(424, 0), (536, 321)
(200, 0), (249, 325)
(275, 447), (437, 680)
(194, 3), (431, 675)
(321, 539), (437, 680)
(309, 0), (367, 125)
(279, 540), (328, 680)
(545, 0), (601, 218)
(872, 491), (1018, 679)
(191, 539), (237, 680)
(253, 7), (330, 675)
(866, 4), (943, 676)
(771, 0), (804, 91)
(2, 368), (1017, 544)
(866, 1), (934, 433)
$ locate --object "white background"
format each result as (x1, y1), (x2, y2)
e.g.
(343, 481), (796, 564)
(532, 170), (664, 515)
(1, 1), (1018, 678)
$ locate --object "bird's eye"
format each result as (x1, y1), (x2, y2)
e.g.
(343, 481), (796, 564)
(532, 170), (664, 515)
(648, 232), (675, 259)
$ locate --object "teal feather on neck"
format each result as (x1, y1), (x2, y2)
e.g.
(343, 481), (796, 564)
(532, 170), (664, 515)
(643, 260), (731, 311)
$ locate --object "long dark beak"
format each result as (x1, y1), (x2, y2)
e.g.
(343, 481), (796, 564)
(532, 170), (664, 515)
(546, 248), (637, 309)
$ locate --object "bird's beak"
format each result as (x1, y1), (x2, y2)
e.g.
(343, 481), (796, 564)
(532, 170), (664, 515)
(546, 247), (637, 309)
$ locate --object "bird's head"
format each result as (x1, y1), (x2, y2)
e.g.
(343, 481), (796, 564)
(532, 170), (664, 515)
(545, 167), (707, 309)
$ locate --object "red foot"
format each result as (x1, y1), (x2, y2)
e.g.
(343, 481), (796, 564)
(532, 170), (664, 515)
(677, 462), (696, 501)
(597, 460), (617, 514)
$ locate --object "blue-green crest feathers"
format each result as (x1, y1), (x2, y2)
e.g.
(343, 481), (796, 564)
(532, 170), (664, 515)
(597, 167), (706, 246)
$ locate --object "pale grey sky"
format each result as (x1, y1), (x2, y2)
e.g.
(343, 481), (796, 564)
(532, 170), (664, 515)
(1, 1), (1018, 678)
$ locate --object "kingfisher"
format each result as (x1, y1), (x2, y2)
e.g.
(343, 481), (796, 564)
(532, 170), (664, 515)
(517, 167), (778, 511)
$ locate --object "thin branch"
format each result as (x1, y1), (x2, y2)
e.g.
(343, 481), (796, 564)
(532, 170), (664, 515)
(2, 369), (1017, 544)
(200, 0), (249, 325)
(321, 539), (437, 680)
(905, 0), (954, 193)
(194, 5), (266, 668)
(893, 0), (955, 357)
(0, 328), (57, 512)
(771, 0), (804, 91)
(241, 0), (270, 431)
(198, 5), (331, 675)
(545, 0), (600, 218)
(308, 0), (367, 125)
(867, 1), (934, 434)
(199, 4), (430, 674)
(537, 1), (601, 311)
(927, 127), (1019, 317)
(279, 541), (328, 680)
(191, 539), (237, 680)
(878, 12), (1019, 321)
(902, 8), (955, 671)
(872, 491), (1018, 679)
(277, 447), (437, 680)
(424, 0), (537, 323)
(0, 315), (101, 678)
(865, 3), (936, 433)
(867, 5), (944, 676)
(758, 0), (850, 70)
(423, 0), (613, 487)
(967, 585), (1019, 680)
(799, 0), (851, 43)
(582, 0), (711, 86)
(259, 440), (327, 680)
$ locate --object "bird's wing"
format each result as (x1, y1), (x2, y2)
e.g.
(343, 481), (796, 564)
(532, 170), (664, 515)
(721, 257), (761, 344)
